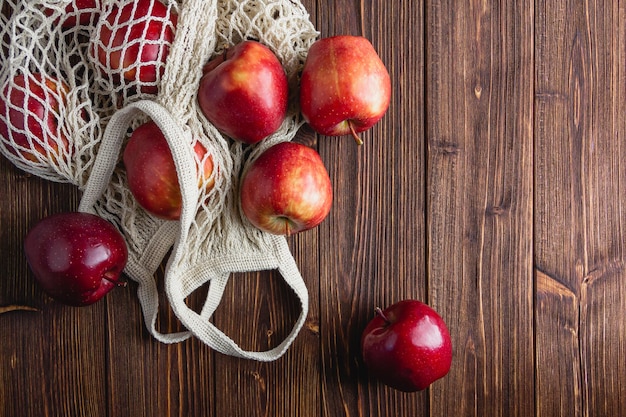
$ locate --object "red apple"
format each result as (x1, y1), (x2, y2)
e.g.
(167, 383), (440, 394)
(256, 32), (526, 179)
(123, 120), (215, 220)
(361, 299), (452, 392)
(43, 0), (101, 28)
(197, 40), (288, 144)
(240, 141), (332, 235)
(0, 73), (71, 163)
(299, 35), (391, 145)
(93, 0), (177, 93)
(24, 212), (128, 307)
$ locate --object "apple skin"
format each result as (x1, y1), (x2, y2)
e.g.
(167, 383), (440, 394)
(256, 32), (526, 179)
(361, 299), (452, 392)
(197, 40), (288, 144)
(93, 0), (177, 93)
(44, 0), (100, 28)
(240, 141), (332, 235)
(123, 121), (215, 220)
(24, 212), (128, 307)
(0, 73), (71, 163)
(299, 36), (391, 145)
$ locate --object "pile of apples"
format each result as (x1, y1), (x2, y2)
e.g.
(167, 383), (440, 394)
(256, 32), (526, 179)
(1, 0), (452, 392)
(131, 35), (392, 233)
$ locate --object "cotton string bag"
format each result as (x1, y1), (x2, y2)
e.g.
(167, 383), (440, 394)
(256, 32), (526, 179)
(0, 0), (319, 361)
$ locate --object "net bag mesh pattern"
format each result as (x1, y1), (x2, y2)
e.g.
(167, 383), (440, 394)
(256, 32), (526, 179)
(0, 0), (319, 361)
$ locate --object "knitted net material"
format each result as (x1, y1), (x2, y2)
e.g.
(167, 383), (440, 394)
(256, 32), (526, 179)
(0, 0), (318, 361)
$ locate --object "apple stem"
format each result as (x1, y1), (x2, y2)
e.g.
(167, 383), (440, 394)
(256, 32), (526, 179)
(104, 271), (127, 287)
(284, 219), (292, 237)
(348, 121), (364, 146)
(375, 307), (391, 325)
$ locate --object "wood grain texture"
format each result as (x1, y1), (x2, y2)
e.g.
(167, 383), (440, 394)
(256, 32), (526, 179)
(535, 0), (626, 415)
(426, 1), (534, 416)
(315, 0), (428, 416)
(1, 0), (626, 416)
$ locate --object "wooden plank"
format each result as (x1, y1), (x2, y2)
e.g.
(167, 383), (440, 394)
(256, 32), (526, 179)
(210, 134), (322, 417)
(208, 0), (324, 414)
(316, 0), (428, 415)
(0, 160), (108, 417)
(426, 0), (534, 416)
(207, 0), (323, 413)
(535, 0), (626, 415)
(534, 7), (591, 413)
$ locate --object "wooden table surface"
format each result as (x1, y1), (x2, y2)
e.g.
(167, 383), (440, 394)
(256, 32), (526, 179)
(2, 0), (626, 416)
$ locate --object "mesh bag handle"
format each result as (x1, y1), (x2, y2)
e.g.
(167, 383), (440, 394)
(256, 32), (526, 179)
(79, 99), (309, 360)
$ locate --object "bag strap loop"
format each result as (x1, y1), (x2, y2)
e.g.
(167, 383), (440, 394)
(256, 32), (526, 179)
(79, 100), (308, 361)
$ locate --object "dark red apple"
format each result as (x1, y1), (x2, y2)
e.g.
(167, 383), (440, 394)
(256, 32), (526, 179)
(240, 141), (332, 235)
(0, 73), (71, 163)
(361, 299), (452, 392)
(123, 120), (215, 220)
(299, 35), (391, 145)
(197, 40), (288, 144)
(93, 0), (177, 93)
(43, 0), (101, 28)
(24, 212), (128, 307)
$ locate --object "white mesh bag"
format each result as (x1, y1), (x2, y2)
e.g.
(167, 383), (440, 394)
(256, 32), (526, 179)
(0, 0), (319, 361)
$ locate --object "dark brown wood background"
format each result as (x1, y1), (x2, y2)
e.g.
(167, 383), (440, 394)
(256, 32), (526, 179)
(2, 0), (626, 416)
